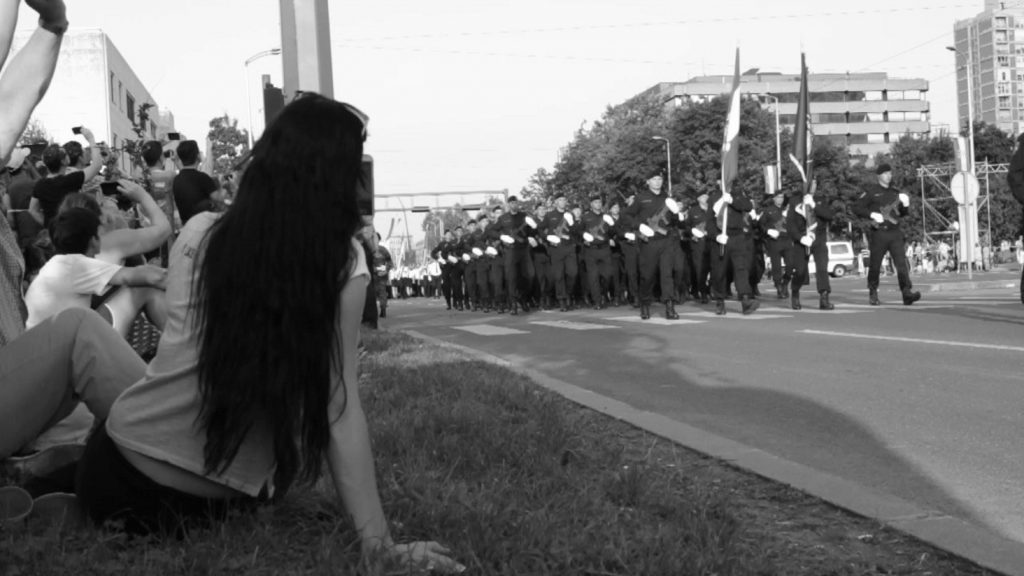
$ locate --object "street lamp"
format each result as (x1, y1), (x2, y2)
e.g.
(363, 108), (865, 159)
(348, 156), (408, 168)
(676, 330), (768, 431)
(651, 136), (672, 196)
(947, 34), (975, 173)
(244, 48), (282, 148)
(758, 93), (782, 191)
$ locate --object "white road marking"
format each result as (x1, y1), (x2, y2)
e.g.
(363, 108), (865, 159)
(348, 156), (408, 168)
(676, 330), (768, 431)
(453, 325), (529, 336)
(758, 307), (864, 314)
(799, 330), (1024, 352)
(607, 316), (706, 326)
(837, 303), (948, 310)
(530, 320), (619, 331)
(678, 311), (792, 320)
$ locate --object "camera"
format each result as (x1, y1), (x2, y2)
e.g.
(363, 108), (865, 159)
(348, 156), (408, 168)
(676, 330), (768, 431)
(71, 126), (82, 135)
(99, 181), (120, 196)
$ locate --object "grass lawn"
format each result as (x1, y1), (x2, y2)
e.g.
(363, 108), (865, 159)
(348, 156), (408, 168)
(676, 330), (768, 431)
(0, 330), (997, 575)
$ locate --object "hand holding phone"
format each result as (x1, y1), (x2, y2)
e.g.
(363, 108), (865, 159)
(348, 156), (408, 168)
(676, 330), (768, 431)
(72, 126), (82, 135)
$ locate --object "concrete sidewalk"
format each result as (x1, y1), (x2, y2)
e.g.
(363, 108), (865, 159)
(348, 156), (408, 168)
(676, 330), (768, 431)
(405, 329), (1024, 576)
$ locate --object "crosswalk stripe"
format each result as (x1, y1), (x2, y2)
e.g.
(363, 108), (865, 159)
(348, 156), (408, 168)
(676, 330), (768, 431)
(530, 321), (619, 331)
(677, 311), (792, 320)
(607, 316), (706, 326)
(453, 325), (529, 336)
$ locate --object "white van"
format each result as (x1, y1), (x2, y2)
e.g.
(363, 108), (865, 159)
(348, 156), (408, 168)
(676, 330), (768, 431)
(808, 241), (856, 277)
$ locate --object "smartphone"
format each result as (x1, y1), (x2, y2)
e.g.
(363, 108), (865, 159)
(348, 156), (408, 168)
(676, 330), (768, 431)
(99, 181), (120, 196)
(167, 132), (181, 141)
(72, 126), (82, 135)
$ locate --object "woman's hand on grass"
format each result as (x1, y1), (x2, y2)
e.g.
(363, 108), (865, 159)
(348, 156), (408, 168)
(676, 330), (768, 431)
(382, 541), (465, 574)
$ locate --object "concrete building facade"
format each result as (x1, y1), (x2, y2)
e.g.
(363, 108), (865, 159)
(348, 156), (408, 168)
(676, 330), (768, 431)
(9, 29), (175, 172)
(954, 1), (1024, 136)
(643, 71), (930, 162)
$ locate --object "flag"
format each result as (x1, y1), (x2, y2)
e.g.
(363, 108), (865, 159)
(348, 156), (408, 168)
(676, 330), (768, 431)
(720, 47), (741, 194)
(790, 53), (812, 188)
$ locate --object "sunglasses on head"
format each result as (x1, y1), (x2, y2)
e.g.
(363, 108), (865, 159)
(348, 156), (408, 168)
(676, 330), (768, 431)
(294, 92), (369, 140)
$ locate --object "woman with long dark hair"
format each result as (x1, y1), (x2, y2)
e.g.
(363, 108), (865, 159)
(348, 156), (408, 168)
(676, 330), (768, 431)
(0, 93), (460, 572)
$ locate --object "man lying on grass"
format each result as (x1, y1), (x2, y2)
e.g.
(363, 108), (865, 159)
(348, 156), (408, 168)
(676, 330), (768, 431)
(0, 94), (464, 573)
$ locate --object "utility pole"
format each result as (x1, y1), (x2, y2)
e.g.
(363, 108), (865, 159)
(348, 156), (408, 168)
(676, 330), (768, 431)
(279, 0), (334, 101)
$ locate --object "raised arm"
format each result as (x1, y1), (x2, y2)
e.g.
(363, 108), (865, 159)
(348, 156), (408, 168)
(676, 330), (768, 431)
(0, 0), (66, 165)
(98, 179), (171, 261)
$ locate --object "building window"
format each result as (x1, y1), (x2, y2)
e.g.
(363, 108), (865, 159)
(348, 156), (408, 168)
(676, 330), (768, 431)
(996, 16), (1008, 29)
(999, 109), (1013, 121)
(998, 82), (1012, 95)
(824, 134), (847, 146)
(999, 95), (1012, 108)
(867, 133), (886, 144)
(779, 114), (797, 124)
(864, 91), (884, 101)
(998, 55), (1011, 66)
(809, 91), (845, 103)
(126, 93), (135, 123)
(848, 134), (868, 144)
(117, 81), (123, 111)
(888, 91), (903, 101)
(109, 72), (116, 104)
(811, 113), (846, 123)
(996, 30), (1009, 43)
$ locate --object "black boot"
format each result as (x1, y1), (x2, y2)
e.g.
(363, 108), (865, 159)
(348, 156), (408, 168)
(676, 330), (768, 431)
(869, 288), (880, 306)
(700, 292), (710, 305)
(640, 303), (651, 320)
(741, 295), (760, 315)
(902, 290), (922, 305)
(775, 283), (785, 299)
(781, 283), (790, 299)
(819, 291), (834, 310)
(665, 301), (679, 320)
(715, 299), (726, 315)
(790, 291), (801, 310)
(445, 301), (452, 310)
(559, 298), (568, 312)
(510, 301), (519, 316)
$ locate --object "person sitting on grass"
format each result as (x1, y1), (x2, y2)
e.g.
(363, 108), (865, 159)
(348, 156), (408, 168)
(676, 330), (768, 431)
(0, 94), (463, 574)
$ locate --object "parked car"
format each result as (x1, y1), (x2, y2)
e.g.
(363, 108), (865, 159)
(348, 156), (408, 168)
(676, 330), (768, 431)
(808, 241), (855, 277)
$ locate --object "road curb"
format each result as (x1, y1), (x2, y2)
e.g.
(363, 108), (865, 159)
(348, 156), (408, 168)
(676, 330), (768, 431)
(402, 329), (1024, 576)
(926, 280), (1019, 292)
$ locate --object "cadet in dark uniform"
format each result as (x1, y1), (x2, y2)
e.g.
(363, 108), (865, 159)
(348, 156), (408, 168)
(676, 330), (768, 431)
(707, 184), (759, 315)
(530, 205), (554, 309)
(450, 226), (467, 310)
(462, 219), (482, 310)
(851, 163), (921, 306)
(685, 191), (711, 303)
(485, 206), (508, 313)
(617, 193), (641, 307)
(762, 190), (793, 299)
(429, 230), (457, 310)
(607, 202), (626, 306)
(474, 214), (494, 312)
(785, 187), (836, 310)
(622, 169), (681, 320)
(495, 195), (537, 315)
(541, 193), (581, 311)
(580, 194), (615, 309)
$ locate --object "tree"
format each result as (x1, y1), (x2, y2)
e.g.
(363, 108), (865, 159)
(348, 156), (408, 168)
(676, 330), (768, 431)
(18, 118), (51, 145)
(422, 205), (470, 249)
(207, 114), (250, 179)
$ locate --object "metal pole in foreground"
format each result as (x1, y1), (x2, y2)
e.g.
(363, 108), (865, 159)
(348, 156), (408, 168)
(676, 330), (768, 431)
(280, 0), (335, 101)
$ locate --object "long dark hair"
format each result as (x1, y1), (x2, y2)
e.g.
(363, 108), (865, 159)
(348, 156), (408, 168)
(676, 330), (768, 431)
(192, 94), (366, 494)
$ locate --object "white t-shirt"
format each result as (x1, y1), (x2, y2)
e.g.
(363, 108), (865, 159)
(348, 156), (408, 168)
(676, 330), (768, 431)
(24, 254), (122, 329)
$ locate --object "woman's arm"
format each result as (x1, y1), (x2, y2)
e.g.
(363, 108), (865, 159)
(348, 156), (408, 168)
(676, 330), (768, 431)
(326, 271), (462, 572)
(99, 179), (171, 261)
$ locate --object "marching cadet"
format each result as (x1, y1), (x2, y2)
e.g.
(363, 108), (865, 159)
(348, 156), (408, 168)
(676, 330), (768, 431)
(430, 230), (457, 310)
(485, 206), (508, 313)
(851, 163), (921, 306)
(670, 192), (690, 305)
(685, 191), (712, 304)
(707, 182), (759, 315)
(541, 193), (581, 311)
(474, 214), (494, 312)
(616, 193), (642, 307)
(785, 183), (835, 310)
(531, 204), (554, 310)
(762, 190), (793, 299)
(450, 225), (467, 310)
(623, 168), (682, 320)
(462, 219), (482, 311)
(607, 202), (626, 306)
(495, 195), (538, 315)
(580, 194), (616, 309)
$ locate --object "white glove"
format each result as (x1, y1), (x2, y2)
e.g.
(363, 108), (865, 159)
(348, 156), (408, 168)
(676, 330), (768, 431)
(678, 212), (686, 222)
(500, 234), (515, 245)
(603, 214), (616, 226)
(563, 212), (575, 226)
(712, 198), (726, 215)
(472, 247), (483, 257)
(749, 209), (761, 221)
(803, 194), (815, 208)
(485, 246), (498, 256)
(638, 224), (655, 238)
(870, 212), (884, 224)
(527, 237), (538, 248)
(582, 232), (594, 243)
(609, 239), (616, 247)
(624, 232), (636, 242)
(721, 193), (733, 205)
(800, 233), (815, 247)
(899, 193), (910, 207)
(546, 234), (561, 245)
(462, 253), (471, 262)
(767, 229), (780, 239)
(447, 255), (458, 264)
(716, 233), (729, 245)
(691, 228), (706, 239)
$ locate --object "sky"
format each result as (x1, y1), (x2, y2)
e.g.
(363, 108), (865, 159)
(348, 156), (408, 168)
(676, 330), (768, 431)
(13, 0), (989, 201)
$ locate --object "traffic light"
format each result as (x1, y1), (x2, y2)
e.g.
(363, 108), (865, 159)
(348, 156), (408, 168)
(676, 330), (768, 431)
(357, 155), (374, 216)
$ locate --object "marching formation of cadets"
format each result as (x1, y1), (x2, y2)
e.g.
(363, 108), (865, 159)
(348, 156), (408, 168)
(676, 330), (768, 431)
(429, 163), (922, 321)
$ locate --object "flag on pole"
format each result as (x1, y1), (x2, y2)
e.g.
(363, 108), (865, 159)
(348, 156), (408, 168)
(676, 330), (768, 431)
(720, 47), (741, 194)
(789, 53), (812, 188)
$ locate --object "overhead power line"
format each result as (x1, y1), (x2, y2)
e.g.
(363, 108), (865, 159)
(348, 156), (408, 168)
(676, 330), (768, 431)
(338, 4), (975, 43)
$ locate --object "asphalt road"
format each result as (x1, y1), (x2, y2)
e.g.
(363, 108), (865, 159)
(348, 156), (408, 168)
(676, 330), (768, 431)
(384, 269), (1024, 544)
